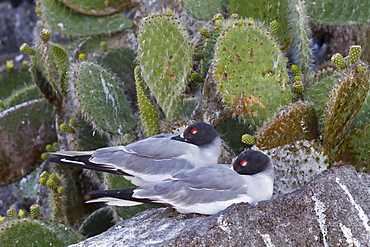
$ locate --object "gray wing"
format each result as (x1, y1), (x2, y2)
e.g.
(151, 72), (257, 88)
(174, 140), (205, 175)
(134, 165), (248, 205)
(90, 134), (198, 177)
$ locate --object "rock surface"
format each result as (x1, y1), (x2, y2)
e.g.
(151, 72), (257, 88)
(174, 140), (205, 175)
(71, 165), (370, 246)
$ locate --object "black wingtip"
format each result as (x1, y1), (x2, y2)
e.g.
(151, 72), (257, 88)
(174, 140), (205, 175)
(88, 189), (170, 207)
(47, 155), (131, 176)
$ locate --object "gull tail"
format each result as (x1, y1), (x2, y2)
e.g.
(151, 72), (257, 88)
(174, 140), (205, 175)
(48, 155), (130, 176)
(87, 189), (170, 207)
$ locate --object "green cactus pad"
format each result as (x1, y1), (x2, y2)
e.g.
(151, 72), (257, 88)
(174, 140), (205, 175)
(138, 13), (193, 121)
(228, 0), (291, 51)
(335, 122), (370, 172)
(0, 219), (83, 246)
(182, 0), (228, 20)
(78, 206), (115, 238)
(306, 0), (370, 26)
(256, 101), (319, 150)
(70, 61), (136, 136)
(0, 99), (56, 186)
(74, 115), (109, 151)
(212, 19), (291, 127)
(346, 45), (362, 64)
(51, 43), (70, 94)
(202, 25), (223, 78)
(322, 65), (370, 154)
(60, 0), (133, 16)
(5, 85), (42, 108)
(0, 69), (34, 101)
(331, 53), (346, 69)
(303, 73), (338, 129)
(39, 0), (132, 36)
(134, 66), (159, 137)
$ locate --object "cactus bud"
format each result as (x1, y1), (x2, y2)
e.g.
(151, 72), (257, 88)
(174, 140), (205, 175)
(242, 134), (256, 145)
(78, 53), (87, 60)
(52, 142), (59, 151)
(347, 45), (361, 64)
(331, 53), (346, 69)
(213, 13), (224, 21)
(6, 206), (18, 220)
(269, 20), (279, 36)
(41, 28), (52, 42)
(199, 28), (211, 38)
(100, 41), (108, 52)
(166, 9), (173, 16)
(18, 209), (28, 218)
(60, 123), (75, 133)
(49, 173), (62, 186)
(46, 179), (58, 191)
(291, 64), (302, 77)
(6, 60), (14, 72)
(57, 187), (65, 194)
(293, 81), (304, 93)
(69, 118), (78, 127)
(20, 43), (36, 55)
(39, 171), (49, 186)
(30, 204), (41, 219)
(41, 152), (50, 160)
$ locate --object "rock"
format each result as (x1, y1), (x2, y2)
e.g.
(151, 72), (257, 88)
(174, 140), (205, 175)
(70, 165), (370, 246)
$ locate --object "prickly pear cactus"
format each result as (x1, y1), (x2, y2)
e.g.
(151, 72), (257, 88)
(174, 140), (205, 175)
(134, 66), (159, 137)
(39, 0), (132, 36)
(69, 61), (136, 136)
(137, 12), (193, 121)
(254, 139), (328, 197)
(256, 101), (319, 150)
(228, 0), (291, 51)
(0, 69), (34, 102)
(5, 85), (42, 108)
(60, 0), (133, 16)
(335, 122), (370, 172)
(212, 19), (292, 127)
(0, 99), (56, 186)
(0, 218), (83, 246)
(306, 0), (370, 26)
(182, 0), (228, 20)
(322, 61), (370, 156)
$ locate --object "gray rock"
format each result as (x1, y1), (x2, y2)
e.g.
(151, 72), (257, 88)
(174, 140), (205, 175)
(70, 165), (370, 246)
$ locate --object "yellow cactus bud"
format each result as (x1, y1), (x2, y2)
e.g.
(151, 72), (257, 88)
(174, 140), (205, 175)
(20, 43), (36, 56)
(30, 204), (41, 219)
(242, 134), (256, 145)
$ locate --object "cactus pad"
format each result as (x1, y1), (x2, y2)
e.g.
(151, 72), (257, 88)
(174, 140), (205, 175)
(306, 0), (370, 26)
(335, 122), (370, 172)
(322, 64), (370, 154)
(182, 0), (228, 20)
(228, 0), (291, 51)
(256, 101), (319, 150)
(138, 13), (193, 121)
(39, 0), (132, 36)
(134, 66), (159, 137)
(0, 99), (56, 186)
(0, 219), (83, 246)
(212, 19), (291, 127)
(70, 61), (136, 136)
(60, 0), (133, 16)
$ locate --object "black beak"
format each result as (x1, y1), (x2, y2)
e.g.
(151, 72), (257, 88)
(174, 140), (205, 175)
(171, 135), (187, 142)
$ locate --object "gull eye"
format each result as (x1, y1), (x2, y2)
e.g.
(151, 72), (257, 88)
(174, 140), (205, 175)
(190, 128), (198, 134)
(240, 160), (247, 166)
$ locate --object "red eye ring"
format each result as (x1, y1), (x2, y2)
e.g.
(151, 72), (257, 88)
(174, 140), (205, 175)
(240, 160), (247, 165)
(190, 128), (198, 134)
